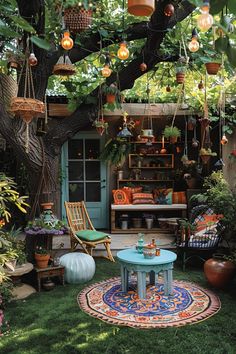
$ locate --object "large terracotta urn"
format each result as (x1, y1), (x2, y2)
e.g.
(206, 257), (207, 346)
(204, 255), (236, 288)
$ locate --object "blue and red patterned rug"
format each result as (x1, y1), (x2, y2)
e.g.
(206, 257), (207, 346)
(78, 277), (221, 329)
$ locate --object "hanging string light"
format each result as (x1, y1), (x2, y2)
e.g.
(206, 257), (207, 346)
(101, 54), (112, 77)
(61, 31), (74, 50)
(188, 28), (200, 52)
(29, 52), (38, 66)
(117, 0), (129, 60)
(197, 0), (213, 32)
(164, 3), (175, 17)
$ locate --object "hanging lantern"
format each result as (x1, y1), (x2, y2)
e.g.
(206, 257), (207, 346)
(140, 62), (147, 72)
(164, 3), (175, 17)
(197, 0), (213, 32)
(117, 112), (132, 138)
(61, 31), (74, 50)
(128, 0), (155, 17)
(101, 64), (112, 77)
(188, 28), (199, 53)
(117, 41), (129, 60)
(28, 53), (38, 66)
(221, 134), (228, 145)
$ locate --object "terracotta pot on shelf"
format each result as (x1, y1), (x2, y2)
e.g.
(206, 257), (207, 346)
(128, 0), (155, 16)
(40, 202), (54, 211)
(204, 255), (236, 288)
(106, 94), (116, 104)
(34, 253), (50, 269)
(205, 62), (221, 75)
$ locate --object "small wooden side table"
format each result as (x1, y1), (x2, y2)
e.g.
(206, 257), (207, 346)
(35, 265), (65, 292)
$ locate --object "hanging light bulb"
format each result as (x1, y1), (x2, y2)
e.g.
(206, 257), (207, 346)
(140, 62), (147, 72)
(28, 52), (38, 66)
(221, 134), (228, 145)
(164, 3), (175, 16)
(117, 41), (129, 60)
(101, 64), (112, 77)
(166, 85), (171, 92)
(61, 31), (74, 50)
(197, 0), (213, 32)
(188, 28), (200, 52)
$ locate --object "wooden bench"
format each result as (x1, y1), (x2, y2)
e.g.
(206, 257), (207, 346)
(111, 204), (187, 233)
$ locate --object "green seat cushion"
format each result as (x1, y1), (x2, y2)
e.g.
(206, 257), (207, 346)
(75, 230), (108, 242)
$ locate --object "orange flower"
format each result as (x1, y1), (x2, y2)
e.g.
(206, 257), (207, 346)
(0, 219), (5, 228)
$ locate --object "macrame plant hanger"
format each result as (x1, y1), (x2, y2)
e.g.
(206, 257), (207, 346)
(11, 37), (45, 153)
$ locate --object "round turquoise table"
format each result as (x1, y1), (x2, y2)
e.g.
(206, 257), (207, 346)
(117, 248), (177, 299)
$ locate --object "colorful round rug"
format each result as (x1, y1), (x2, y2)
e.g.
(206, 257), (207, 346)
(78, 277), (221, 329)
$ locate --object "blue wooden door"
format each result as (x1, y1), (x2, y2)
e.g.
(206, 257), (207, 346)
(61, 132), (108, 229)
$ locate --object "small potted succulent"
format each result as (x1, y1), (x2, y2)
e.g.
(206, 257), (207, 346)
(163, 125), (181, 143)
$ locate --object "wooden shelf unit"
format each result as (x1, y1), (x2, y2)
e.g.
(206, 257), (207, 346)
(128, 154), (174, 169)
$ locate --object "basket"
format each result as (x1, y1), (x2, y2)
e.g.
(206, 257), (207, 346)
(53, 63), (76, 76)
(64, 7), (92, 34)
(10, 97), (45, 123)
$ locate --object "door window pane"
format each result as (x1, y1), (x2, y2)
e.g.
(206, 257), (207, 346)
(69, 183), (84, 201)
(68, 139), (83, 159)
(69, 162), (83, 181)
(86, 182), (101, 202)
(85, 161), (100, 180)
(85, 139), (100, 159)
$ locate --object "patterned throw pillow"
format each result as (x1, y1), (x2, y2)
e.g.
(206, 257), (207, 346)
(112, 189), (130, 205)
(194, 214), (223, 232)
(172, 191), (187, 204)
(132, 192), (154, 205)
(153, 188), (173, 205)
(122, 186), (142, 203)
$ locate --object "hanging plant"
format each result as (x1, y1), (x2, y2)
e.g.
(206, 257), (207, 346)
(99, 138), (131, 168)
(199, 148), (217, 164)
(53, 55), (76, 76)
(163, 125), (181, 143)
(63, 2), (93, 34)
(93, 119), (109, 136)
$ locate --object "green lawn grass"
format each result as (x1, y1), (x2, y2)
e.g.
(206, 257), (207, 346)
(1, 259), (236, 354)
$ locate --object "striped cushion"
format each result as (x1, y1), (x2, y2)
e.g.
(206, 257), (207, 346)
(132, 192), (154, 205)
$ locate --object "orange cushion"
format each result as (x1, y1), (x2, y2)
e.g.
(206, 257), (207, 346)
(172, 191), (187, 204)
(122, 186), (142, 203)
(196, 214), (223, 232)
(112, 189), (130, 205)
(132, 192), (154, 205)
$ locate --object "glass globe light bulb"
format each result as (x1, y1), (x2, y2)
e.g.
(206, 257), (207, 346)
(117, 42), (129, 60)
(28, 53), (38, 66)
(221, 134), (228, 145)
(197, 11), (213, 32)
(101, 64), (112, 78)
(61, 31), (74, 50)
(188, 37), (200, 52)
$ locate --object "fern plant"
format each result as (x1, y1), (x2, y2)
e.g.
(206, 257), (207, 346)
(99, 138), (131, 168)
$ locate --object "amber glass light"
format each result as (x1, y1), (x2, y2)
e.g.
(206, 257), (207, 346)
(101, 64), (112, 77)
(197, 1), (213, 32)
(221, 134), (228, 145)
(117, 41), (129, 60)
(188, 37), (199, 53)
(28, 53), (38, 66)
(61, 31), (74, 50)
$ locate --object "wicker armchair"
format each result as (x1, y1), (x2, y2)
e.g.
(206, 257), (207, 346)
(176, 204), (224, 271)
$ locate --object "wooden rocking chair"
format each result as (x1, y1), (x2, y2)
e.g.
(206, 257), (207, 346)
(64, 201), (115, 262)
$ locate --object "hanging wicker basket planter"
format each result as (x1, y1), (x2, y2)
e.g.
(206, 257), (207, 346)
(128, 0), (155, 16)
(10, 97), (45, 123)
(200, 154), (211, 164)
(205, 62), (221, 75)
(64, 6), (92, 34)
(53, 55), (76, 76)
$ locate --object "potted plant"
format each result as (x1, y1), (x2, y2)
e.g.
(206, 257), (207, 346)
(92, 119), (109, 136)
(103, 83), (120, 104)
(34, 246), (51, 269)
(99, 138), (131, 168)
(199, 148), (217, 164)
(175, 66), (186, 84)
(163, 125), (181, 144)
